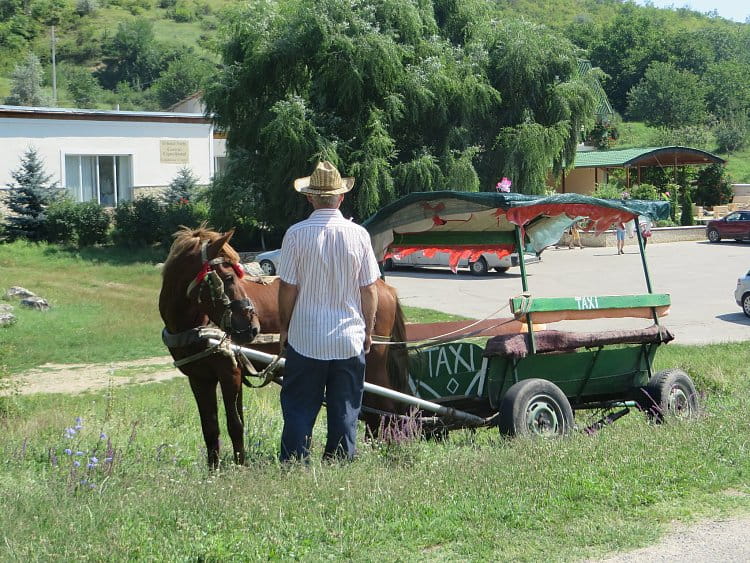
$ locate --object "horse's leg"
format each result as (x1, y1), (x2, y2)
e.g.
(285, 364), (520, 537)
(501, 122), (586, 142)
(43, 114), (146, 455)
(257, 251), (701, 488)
(219, 369), (245, 465)
(188, 375), (221, 469)
(363, 345), (400, 436)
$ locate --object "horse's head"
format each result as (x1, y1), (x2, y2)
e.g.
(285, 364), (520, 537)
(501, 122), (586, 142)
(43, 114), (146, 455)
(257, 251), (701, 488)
(177, 228), (260, 344)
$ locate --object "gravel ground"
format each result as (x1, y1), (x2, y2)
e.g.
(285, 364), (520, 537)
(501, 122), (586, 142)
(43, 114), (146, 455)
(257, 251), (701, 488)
(593, 515), (750, 562)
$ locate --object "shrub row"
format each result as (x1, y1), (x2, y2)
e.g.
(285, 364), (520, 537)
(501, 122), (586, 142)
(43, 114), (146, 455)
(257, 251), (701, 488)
(36, 196), (208, 249)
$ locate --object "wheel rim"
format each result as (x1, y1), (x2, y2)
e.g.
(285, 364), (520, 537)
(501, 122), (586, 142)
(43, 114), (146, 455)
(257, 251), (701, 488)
(524, 395), (562, 436)
(260, 261), (274, 275)
(667, 385), (692, 417)
(743, 295), (750, 316)
(708, 230), (719, 242)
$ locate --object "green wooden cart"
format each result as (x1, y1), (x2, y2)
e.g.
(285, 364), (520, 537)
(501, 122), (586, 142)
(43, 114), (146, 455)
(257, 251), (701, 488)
(361, 192), (699, 436)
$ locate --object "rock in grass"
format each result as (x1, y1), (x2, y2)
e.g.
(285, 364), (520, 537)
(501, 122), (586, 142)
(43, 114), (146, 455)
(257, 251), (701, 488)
(0, 313), (16, 327)
(5, 286), (36, 300)
(20, 296), (50, 311)
(0, 304), (13, 312)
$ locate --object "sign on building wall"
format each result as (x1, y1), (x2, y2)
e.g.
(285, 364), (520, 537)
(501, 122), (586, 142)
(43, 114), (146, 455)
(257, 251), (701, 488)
(160, 140), (189, 164)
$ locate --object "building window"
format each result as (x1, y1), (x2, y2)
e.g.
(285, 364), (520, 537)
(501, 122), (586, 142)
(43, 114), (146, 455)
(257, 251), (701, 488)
(214, 156), (227, 178)
(64, 155), (133, 206)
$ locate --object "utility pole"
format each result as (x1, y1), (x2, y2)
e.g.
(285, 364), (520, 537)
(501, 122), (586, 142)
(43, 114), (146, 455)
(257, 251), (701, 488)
(51, 25), (57, 106)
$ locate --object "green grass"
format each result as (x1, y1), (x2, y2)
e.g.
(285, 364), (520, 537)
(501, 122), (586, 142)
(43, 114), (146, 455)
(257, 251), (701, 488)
(1, 242), (750, 559)
(0, 241), (168, 373)
(721, 144), (750, 183)
(615, 121), (657, 149)
(0, 343), (749, 560)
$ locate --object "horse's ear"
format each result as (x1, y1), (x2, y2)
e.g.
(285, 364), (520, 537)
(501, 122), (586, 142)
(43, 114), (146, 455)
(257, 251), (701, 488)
(206, 230), (235, 260)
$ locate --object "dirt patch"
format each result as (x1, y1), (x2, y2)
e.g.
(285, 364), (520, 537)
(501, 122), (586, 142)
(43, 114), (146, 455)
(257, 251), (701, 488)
(0, 356), (182, 396)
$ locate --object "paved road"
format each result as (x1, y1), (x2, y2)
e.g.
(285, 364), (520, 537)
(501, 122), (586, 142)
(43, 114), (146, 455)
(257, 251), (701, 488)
(384, 240), (750, 344)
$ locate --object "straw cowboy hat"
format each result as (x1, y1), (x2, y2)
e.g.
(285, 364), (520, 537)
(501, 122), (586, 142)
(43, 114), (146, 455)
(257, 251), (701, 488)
(293, 161), (355, 195)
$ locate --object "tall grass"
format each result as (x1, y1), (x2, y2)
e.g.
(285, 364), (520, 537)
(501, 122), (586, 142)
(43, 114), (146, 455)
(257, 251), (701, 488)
(0, 346), (748, 560)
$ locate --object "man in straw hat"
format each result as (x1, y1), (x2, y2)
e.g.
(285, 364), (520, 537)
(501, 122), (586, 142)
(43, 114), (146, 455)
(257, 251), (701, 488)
(277, 160), (380, 462)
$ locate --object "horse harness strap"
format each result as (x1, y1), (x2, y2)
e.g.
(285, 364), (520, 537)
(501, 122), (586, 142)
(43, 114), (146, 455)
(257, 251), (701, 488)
(162, 327), (235, 369)
(162, 326), (277, 387)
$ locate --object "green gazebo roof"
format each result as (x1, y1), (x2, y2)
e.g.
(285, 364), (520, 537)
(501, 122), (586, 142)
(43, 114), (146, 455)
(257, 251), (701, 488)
(573, 146), (725, 169)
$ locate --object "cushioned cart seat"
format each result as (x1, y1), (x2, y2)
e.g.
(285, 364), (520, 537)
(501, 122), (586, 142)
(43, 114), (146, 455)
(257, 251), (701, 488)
(483, 325), (674, 360)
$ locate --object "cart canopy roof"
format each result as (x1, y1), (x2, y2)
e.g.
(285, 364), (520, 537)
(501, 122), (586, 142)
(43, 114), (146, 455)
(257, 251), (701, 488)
(363, 191), (670, 261)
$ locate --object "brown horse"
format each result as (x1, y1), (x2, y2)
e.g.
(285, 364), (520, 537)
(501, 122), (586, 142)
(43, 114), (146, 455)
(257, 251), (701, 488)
(159, 226), (260, 468)
(159, 226), (408, 468)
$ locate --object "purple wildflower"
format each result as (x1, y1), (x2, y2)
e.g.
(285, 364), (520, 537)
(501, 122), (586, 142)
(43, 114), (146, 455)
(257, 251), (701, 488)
(64, 448), (72, 455)
(99, 433), (107, 440)
(75, 451), (84, 456)
(73, 460), (80, 468)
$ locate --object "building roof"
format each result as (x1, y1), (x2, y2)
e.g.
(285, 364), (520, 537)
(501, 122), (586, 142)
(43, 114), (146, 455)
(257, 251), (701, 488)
(0, 104), (211, 124)
(573, 146), (726, 168)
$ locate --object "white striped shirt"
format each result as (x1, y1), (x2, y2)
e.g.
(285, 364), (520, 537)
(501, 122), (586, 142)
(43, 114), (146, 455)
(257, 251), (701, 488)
(279, 208), (381, 360)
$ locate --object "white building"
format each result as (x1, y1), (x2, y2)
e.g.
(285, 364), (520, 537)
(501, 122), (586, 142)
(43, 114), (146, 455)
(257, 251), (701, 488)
(0, 104), (226, 206)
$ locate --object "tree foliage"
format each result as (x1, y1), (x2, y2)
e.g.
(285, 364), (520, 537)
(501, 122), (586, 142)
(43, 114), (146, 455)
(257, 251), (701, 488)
(151, 52), (212, 109)
(627, 62), (706, 128)
(5, 52), (49, 106)
(204, 0), (596, 233)
(4, 147), (61, 242)
(163, 167), (199, 204)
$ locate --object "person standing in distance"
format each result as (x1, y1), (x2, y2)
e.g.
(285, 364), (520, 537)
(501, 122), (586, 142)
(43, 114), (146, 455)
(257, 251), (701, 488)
(277, 161), (380, 462)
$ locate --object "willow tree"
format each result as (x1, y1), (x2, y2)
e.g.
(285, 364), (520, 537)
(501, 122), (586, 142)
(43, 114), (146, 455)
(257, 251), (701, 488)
(204, 0), (595, 232)
(473, 18), (596, 194)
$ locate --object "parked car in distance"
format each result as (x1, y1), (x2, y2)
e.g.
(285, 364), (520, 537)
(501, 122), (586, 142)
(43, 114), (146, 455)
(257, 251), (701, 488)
(255, 249), (281, 276)
(735, 269), (750, 317)
(706, 210), (750, 243)
(383, 250), (540, 276)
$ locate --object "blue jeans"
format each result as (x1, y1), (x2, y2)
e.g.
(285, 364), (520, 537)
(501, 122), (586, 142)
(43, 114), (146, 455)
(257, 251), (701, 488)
(280, 345), (366, 462)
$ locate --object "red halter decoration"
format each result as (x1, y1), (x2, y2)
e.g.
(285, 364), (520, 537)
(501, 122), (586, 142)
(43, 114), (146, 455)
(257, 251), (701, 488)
(188, 257), (245, 300)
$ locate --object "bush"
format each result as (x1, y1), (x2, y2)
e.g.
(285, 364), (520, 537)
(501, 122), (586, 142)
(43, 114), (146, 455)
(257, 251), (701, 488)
(664, 183), (680, 222)
(650, 125), (714, 151)
(160, 201), (209, 247)
(42, 200), (111, 246)
(74, 202), (111, 246)
(714, 114), (749, 154)
(44, 199), (78, 244)
(629, 183), (659, 200)
(693, 164), (733, 207)
(112, 196), (164, 247)
(585, 121), (619, 149)
(680, 187), (694, 226)
(592, 183), (624, 200)
(167, 0), (195, 21)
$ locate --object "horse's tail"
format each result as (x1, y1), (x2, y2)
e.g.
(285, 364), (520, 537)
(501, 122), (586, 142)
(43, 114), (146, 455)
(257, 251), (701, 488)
(386, 293), (409, 394)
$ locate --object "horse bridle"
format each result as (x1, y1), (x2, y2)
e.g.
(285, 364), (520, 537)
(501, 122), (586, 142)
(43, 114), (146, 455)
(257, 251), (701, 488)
(186, 240), (258, 340)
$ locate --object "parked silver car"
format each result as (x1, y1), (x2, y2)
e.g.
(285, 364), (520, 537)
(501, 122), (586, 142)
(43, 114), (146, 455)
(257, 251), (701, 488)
(383, 250), (539, 276)
(735, 269), (750, 317)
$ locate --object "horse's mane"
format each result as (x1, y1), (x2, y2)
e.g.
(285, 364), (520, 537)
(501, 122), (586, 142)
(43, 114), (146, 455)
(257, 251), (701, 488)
(162, 224), (240, 276)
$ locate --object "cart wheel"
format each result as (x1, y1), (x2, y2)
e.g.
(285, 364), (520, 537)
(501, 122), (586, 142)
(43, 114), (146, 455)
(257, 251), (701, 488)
(638, 369), (699, 422)
(498, 379), (574, 437)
